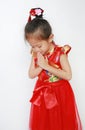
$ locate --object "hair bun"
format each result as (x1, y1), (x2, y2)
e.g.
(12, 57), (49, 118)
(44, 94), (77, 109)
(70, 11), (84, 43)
(28, 7), (44, 22)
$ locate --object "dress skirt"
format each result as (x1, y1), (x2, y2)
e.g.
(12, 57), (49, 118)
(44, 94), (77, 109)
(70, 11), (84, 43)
(28, 79), (82, 130)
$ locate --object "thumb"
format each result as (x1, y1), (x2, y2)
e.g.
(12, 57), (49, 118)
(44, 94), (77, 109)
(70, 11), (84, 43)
(37, 52), (40, 56)
(45, 56), (48, 61)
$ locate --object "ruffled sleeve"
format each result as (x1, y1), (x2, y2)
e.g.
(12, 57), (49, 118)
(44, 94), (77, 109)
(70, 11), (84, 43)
(60, 44), (71, 55)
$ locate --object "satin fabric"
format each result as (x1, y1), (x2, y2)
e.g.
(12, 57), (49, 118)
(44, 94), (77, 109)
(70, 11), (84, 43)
(28, 43), (82, 130)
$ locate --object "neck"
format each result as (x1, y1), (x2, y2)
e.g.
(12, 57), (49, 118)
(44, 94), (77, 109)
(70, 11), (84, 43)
(44, 42), (55, 56)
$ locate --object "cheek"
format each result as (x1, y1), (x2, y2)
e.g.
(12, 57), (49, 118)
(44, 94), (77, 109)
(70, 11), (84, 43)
(44, 45), (49, 51)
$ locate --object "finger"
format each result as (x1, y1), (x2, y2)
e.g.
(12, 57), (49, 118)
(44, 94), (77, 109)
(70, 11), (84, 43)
(45, 56), (48, 61)
(38, 53), (43, 59)
(37, 52), (41, 57)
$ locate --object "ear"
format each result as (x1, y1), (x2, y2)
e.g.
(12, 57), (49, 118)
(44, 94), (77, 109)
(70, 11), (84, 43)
(48, 34), (54, 43)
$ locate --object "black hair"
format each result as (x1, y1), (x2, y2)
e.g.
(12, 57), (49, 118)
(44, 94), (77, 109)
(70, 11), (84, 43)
(24, 17), (52, 41)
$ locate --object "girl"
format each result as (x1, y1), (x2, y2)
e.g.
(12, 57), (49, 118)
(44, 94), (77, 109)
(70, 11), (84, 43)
(24, 7), (82, 130)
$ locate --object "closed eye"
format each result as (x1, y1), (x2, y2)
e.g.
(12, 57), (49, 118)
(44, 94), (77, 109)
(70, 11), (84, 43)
(38, 45), (42, 48)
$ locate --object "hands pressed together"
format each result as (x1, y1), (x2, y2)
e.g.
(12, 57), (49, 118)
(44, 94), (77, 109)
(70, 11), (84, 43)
(36, 52), (49, 69)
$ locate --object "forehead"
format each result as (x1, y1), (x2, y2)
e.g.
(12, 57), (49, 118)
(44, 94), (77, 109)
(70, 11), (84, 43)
(27, 34), (45, 47)
(29, 38), (42, 47)
(26, 29), (45, 46)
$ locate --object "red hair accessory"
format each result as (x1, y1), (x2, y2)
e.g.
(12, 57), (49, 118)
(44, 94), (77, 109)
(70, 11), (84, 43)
(28, 7), (44, 22)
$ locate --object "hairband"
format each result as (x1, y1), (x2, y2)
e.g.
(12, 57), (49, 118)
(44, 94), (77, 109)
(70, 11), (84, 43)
(28, 7), (44, 22)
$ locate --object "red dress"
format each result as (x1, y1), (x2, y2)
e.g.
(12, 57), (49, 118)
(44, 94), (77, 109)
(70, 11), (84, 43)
(28, 42), (82, 130)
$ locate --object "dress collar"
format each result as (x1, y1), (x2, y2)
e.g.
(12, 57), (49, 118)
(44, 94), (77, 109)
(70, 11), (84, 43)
(44, 42), (56, 57)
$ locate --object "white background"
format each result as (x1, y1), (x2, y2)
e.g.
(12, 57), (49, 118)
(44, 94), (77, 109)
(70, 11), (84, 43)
(0, 0), (85, 130)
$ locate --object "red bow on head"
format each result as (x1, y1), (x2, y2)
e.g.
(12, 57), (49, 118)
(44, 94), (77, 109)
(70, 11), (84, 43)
(28, 7), (44, 22)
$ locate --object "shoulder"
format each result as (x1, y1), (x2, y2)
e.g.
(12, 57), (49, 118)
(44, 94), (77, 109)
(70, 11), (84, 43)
(55, 44), (71, 55)
(30, 48), (37, 57)
(54, 44), (72, 65)
(59, 45), (72, 70)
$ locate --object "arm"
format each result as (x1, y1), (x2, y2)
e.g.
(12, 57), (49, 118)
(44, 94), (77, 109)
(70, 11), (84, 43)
(44, 54), (72, 80)
(28, 56), (43, 79)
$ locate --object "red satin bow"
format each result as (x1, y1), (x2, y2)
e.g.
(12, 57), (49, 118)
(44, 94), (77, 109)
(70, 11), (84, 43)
(29, 83), (59, 109)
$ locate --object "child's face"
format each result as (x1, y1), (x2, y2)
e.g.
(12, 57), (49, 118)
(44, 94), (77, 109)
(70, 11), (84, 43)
(27, 33), (54, 56)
